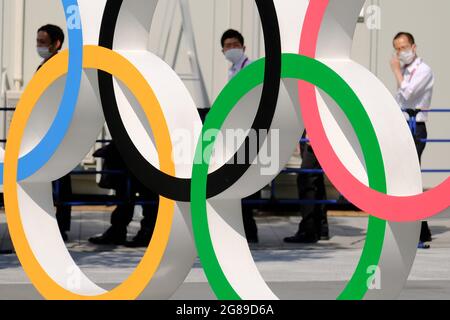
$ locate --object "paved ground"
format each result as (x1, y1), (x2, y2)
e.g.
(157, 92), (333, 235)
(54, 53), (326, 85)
(2, 208), (450, 300)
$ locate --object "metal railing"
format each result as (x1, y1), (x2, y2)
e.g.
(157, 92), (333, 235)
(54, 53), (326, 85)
(0, 108), (449, 210)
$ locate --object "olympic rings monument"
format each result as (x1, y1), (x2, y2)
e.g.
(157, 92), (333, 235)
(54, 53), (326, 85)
(0, 0), (428, 300)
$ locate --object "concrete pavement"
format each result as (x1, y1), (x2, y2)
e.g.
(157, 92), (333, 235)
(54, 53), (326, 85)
(1, 208), (450, 300)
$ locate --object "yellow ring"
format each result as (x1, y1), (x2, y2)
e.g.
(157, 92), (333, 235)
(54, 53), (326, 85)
(4, 45), (175, 300)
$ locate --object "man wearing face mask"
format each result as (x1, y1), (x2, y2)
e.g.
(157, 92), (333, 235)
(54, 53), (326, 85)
(37, 24), (64, 69)
(391, 32), (434, 249)
(36, 24), (72, 242)
(222, 29), (251, 81)
(221, 29), (258, 243)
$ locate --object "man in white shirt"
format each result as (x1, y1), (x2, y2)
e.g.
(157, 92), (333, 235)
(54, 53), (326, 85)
(221, 29), (258, 243)
(391, 32), (434, 248)
(221, 29), (252, 80)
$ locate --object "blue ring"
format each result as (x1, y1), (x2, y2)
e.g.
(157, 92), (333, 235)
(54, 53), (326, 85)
(0, 0), (83, 182)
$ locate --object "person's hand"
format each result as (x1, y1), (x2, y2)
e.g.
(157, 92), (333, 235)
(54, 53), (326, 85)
(390, 54), (404, 87)
(390, 54), (401, 73)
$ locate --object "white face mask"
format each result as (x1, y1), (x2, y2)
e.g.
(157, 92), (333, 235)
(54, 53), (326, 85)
(224, 48), (244, 65)
(37, 46), (53, 60)
(398, 49), (416, 66)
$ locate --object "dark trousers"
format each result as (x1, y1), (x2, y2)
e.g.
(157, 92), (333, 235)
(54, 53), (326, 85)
(296, 145), (328, 237)
(242, 192), (259, 240)
(414, 123), (427, 161)
(53, 174), (72, 232)
(110, 178), (158, 235)
(198, 107), (258, 240)
(414, 122), (432, 242)
(197, 108), (210, 123)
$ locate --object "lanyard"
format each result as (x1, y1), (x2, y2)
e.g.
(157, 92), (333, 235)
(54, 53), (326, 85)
(408, 68), (417, 82)
(229, 58), (249, 80)
(240, 58), (249, 70)
(405, 59), (420, 82)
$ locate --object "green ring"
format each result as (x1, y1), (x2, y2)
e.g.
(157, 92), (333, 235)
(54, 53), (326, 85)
(191, 53), (387, 300)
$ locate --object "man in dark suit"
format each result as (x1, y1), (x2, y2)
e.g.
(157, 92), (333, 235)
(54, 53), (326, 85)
(284, 132), (329, 243)
(37, 24), (72, 242)
(88, 143), (158, 247)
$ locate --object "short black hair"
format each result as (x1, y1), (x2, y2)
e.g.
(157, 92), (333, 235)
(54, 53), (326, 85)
(221, 29), (244, 48)
(38, 24), (65, 50)
(393, 32), (415, 46)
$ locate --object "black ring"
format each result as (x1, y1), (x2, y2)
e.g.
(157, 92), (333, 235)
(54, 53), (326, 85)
(98, 0), (282, 202)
